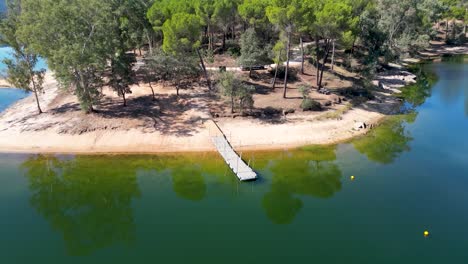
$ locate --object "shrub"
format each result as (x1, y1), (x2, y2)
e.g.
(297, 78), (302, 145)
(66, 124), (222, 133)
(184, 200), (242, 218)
(298, 85), (311, 99)
(269, 66), (298, 82)
(301, 99), (322, 111)
(225, 40), (241, 57)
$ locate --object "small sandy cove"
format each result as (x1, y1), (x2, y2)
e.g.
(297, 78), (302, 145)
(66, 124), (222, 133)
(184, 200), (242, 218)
(0, 66), (411, 154)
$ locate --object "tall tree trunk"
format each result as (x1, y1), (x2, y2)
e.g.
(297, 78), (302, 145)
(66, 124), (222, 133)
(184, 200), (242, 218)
(272, 49), (282, 89)
(222, 32), (226, 50)
(139, 48), (142, 56)
(30, 76), (43, 114)
(146, 32), (153, 55)
(122, 91), (127, 107)
(197, 49), (212, 91)
(249, 68), (253, 78)
(208, 24), (212, 51)
(331, 40), (335, 72)
(283, 31), (291, 99)
(318, 39), (331, 88)
(231, 95), (234, 114)
(32, 89), (42, 114)
(315, 37), (320, 87)
(300, 37), (305, 74)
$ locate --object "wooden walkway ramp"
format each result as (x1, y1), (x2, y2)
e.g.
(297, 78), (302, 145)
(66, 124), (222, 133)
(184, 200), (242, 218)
(211, 135), (257, 181)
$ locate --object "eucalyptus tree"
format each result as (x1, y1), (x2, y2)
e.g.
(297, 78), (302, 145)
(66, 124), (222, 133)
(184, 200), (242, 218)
(0, 0), (46, 114)
(19, 0), (118, 113)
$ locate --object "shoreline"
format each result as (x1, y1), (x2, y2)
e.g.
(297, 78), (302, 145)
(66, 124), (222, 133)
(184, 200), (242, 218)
(0, 46), (465, 155)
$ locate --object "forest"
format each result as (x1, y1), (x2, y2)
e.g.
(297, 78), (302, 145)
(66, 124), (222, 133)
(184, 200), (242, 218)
(0, 0), (466, 116)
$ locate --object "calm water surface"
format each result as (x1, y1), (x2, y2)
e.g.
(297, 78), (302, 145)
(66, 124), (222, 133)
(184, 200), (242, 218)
(0, 46), (47, 112)
(0, 58), (467, 263)
(0, 88), (30, 112)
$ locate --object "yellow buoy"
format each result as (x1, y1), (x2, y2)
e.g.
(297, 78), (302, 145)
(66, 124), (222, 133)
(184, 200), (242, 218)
(424, 231), (430, 237)
(350, 176), (355, 181)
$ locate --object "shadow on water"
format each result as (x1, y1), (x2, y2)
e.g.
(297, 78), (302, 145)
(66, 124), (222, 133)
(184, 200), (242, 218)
(247, 146), (342, 225)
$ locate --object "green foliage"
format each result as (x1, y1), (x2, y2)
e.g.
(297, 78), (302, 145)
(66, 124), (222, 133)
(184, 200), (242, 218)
(226, 40), (241, 57)
(0, 0), (46, 114)
(162, 12), (202, 54)
(298, 84), (311, 99)
(238, 28), (269, 70)
(148, 49), (200, 95)
(238, 0), (270, 26)
(216, 71), (255, 113)
(110, 53), (135, 106)
(18, 0), (121, 112)
(359, 0), (441, 61)
(301, 98), (322, 111)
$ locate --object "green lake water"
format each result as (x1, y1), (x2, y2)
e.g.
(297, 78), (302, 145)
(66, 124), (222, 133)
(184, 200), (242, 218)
(0, 58), (467, 263)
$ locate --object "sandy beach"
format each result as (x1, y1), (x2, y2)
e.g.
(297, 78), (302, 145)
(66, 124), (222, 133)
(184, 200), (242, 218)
(1, 44), (465, 154)
(0, 70), (390, 154)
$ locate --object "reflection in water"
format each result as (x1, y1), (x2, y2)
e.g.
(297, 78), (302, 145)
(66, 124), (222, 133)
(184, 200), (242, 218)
(171, 166), (206, 201)
(259, 146), (342, 224)
(21, 155), (141, 256)
(151, 153), (237, 201)
(353, 113), (416, 164)
(20, 154), (232, 256)
(398, 64), (437, 108)
(439, 55), (468, 116)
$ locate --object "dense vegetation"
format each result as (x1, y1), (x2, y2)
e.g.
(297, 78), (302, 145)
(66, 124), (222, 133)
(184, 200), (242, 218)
(0, 0), (466, 114)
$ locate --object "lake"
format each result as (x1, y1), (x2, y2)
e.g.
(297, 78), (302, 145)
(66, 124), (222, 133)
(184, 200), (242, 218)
(0, 57), (467, 263)
(0, 46), (48, 73)
(0, 88), (30, 112)
(0, 46), (48, 113)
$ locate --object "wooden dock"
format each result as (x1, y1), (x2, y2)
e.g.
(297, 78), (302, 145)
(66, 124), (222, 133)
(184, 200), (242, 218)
(211, 136), (257, 181)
